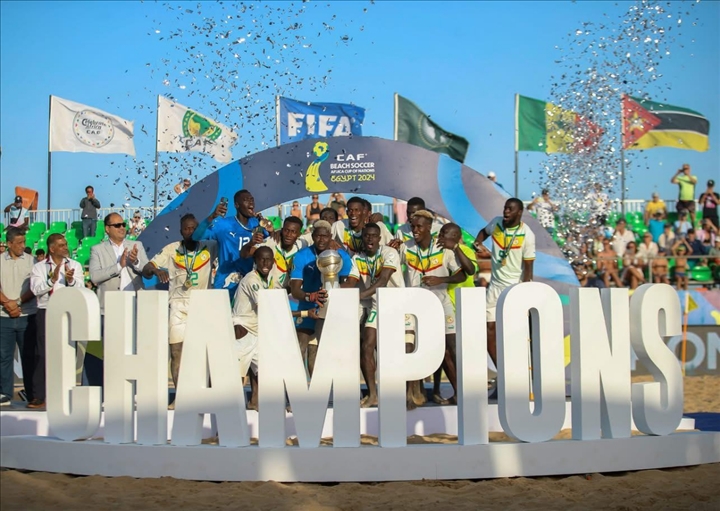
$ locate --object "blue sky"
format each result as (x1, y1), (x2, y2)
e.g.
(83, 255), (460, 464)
(1, 0), (718, 212)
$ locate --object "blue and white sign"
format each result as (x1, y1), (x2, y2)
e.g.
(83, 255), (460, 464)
(277, 96), (365, 145)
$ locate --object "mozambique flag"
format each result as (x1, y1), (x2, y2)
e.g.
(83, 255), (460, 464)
(622, 95), (710, 151)
(394, 94), (470, 163)
(515, 94), (603, 153)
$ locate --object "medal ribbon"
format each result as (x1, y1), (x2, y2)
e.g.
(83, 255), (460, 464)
(362, 253), (380, 283)
(500, 225), (521, 263)
(183, 243), (201, 284)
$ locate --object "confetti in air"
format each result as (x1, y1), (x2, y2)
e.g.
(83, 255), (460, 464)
(535, 0), (700, 265)
(107, 1), (372, 211)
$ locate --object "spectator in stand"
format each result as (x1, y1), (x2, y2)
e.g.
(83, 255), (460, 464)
(611, 218), (635, 257)
(647, 211), (665, 243)
(289, 201), (303, 221)
(4, 195), (29, 230)
(658, 223), (675, 254)
(327, 192), (347, 212)
(128, 211), (146, 237)
(596, 237), (623, 288)
(708, 238), (720, 289)
(621, 242), (645, 290)
(674, 211), (692, 239)
(643, 192), (667, 225)
(637, 232), (659, 276)
(34, 249), (45, 263)
(572, 261), (604, 289)
(685, 229), (708, 269)
(528, 189), (558, 235)
(698, 179), (719, 228)
(697, 218), (718, 249)
(173, 178), (191, 195)
(487, 171), (506, 190)
(672, 241), (690, 290)
(671, 163), (697, 222)
(587, 182), (610, 226)
(79, 186), (101, 239)
(0, 242), (5, 255)
(305, 194), (322, 225)
(651, 256), (670, 285)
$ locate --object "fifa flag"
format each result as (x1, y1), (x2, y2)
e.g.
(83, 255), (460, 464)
(394, 94), (469, 163)
(515, 94), (603, 153)
(277, 96), (365, 146)
(49, 96), (136, 156)
(622, 95), (710, 151)
(157, 96), (238, 163)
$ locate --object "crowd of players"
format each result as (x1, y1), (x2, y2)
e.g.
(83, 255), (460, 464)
(0, 189), (535, 411)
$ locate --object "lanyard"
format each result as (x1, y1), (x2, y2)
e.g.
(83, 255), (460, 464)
(183, 243), (201, 278)
(417, 241), (434, 275)
(362, 252), (380, 282)
(500, 224), (521, 262)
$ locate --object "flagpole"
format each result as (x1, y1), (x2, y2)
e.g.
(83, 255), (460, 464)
(620, 94), (626, 218)
(153, 95), (160, 218)
(47, 95), (53, 216)
(275, 95), (281, 147)
(393, 93), (398, 141)
(514, 93), (519, 197)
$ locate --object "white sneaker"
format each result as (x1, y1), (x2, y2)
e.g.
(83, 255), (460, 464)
(0, 395), (11, 407)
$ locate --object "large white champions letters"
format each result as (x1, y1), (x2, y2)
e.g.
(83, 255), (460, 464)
(46, 287), (102, 441)
(4, 284), (717, 482)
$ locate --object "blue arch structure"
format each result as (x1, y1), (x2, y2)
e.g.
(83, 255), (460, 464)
(140, 136), (577, 298)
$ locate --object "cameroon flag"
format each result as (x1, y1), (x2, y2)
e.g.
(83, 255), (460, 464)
(515, 95), (603, 153)
(622, 95), (710, 151)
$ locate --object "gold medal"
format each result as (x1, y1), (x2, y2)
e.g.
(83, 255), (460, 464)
(501, 258), (507, 267)
(183, 277), (193, 290)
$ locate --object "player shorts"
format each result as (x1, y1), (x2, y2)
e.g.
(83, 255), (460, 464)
(486, 283), (510, 322)
(403, 293), (456, 335)
(359, 304), (378, 329)
(235, 332), (259, 376)
(168, 302), (189, 345)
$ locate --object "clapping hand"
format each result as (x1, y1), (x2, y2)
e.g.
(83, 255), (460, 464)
(65, 263), (75, 284)
(128, 244), (139, 266)
(119, 248), (128, 268)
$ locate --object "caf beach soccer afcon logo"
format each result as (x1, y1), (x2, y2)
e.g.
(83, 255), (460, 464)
(305, 141), (330, 192)
(182, 110), (222, 148)
(73, 110), (115, 148)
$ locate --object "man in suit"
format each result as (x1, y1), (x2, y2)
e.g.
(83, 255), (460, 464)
(88, 213), (148, 386)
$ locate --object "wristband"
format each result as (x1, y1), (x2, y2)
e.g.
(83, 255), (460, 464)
(16, 298), (22, 307)
(301, 310), (308, 318)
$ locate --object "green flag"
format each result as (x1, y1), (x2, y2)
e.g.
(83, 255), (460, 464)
(394, 94), (469, 163)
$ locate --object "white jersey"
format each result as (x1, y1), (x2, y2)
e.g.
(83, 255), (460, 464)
(332, 220), (364, 256)
(399, 238), (460, 298)
(150, 240), (217, 304)
(349, 245), (404, 307)
(483, 217), (536, 290)
(260, 237), (307, 289)
(232, 270), (271, 336)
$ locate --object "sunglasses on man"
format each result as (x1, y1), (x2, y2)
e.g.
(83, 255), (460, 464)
(108, 222), (126, 228)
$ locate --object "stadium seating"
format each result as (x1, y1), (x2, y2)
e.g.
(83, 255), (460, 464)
(48, 221), (67, 234)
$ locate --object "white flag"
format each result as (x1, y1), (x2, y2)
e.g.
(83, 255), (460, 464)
(49, 96), (136, 156)
(157, 96), (238, 163)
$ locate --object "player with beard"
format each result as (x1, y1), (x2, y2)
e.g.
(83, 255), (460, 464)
(400, 210), (468, 405)
(290, 221), (352, 376)
(192, 189), (266, 297)
(473, 198), (535, 368)
(332, 196), (367, 256)
(341, 223), (404, 408)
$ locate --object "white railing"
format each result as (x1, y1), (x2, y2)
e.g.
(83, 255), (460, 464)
(4, 199), (693, 229)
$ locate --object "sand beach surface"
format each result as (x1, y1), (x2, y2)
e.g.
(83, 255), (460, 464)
(2, 375), (719, 511)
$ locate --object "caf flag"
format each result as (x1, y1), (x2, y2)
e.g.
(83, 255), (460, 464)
(157, 96), (238, 163)
(394, 94), (469, 163)
(49, 96), (136, 156)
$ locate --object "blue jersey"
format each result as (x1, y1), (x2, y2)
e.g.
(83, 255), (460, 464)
(291, 246), (352, 297)
(194, 215), (263, 290)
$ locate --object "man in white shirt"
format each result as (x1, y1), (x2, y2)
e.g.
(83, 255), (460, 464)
(3, 196), (29, 230)
(611, 218), (635, 257)
(0, 227), (37, 406)
(142, 214), (217, 400)
(29, 234), (84, 408)
(88, 213), (148, 386)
